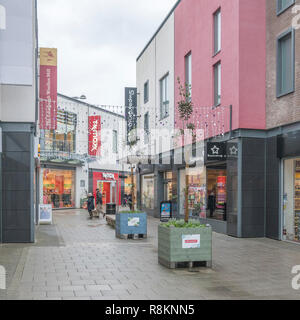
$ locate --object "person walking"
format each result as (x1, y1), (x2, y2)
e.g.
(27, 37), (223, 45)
(96, 188), (103, 215)
(127, 194), (133, 211)
(87, 193), (95, 220)
(207, 190), (216, 218)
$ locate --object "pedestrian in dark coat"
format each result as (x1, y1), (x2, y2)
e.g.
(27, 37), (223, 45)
(87, 193), (95, 219)
(207, 190), (216, 218)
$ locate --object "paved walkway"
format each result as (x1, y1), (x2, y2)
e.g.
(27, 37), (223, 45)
(1, 209), (300, 300)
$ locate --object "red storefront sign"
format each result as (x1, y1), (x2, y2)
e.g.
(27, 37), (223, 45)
(92, 172), (121, 206)
(88, 116), (101, 156)
(39, 48), (58, 130)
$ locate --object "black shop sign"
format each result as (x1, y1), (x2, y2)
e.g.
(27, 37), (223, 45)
(207, 142), (227, 161)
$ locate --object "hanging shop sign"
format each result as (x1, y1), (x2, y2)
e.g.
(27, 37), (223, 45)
(125, 87), (137, 144)
(88, 115), (101, 156)
(182, 234), (201, 249)
(206, 142), (227, 161)
(160, 201), (172, 222)
(39, 204), (52, 225)
(39, 48), (58, 130)
(277, 131), (300, 158)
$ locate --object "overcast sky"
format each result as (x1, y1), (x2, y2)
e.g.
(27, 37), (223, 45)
(38, 0), (177, 108)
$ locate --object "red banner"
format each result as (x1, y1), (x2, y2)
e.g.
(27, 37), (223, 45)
(89, 116), (101, 156)
(39, 48), (57, 130)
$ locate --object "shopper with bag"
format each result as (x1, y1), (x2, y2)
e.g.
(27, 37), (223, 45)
(87, 193), (95, 220)
(96, 188), (103, 215)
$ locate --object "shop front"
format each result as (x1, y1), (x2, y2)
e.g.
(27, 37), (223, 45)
(42, 167), (76, 209)
(141, 174), (155, 210)
(278, 130), (300, 243)
(90, 171), (121, 206)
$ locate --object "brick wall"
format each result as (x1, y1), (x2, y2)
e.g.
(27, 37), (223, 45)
(266, 0), (300, 129)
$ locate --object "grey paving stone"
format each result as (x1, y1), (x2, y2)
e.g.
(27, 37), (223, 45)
(5, 209), (300, 300)
(85, 285), (111, 291)
(60, 285), (85, 291)
(47, 291), (75, 298)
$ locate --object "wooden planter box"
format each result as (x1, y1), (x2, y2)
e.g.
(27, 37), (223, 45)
(158, 225), (212, 269)
(116, 212), (147, 239)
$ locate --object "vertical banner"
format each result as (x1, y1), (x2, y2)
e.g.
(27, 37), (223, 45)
(88, 115), (101, 156)
(125, 87), (137, 144)
(39, 48), (58, 130)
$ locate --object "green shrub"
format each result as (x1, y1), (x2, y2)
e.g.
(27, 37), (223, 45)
(161, 219), (206, 228)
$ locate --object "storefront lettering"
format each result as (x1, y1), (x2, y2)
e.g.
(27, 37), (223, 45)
(103, 173), (115, 180)
(91, 120), (99, 152)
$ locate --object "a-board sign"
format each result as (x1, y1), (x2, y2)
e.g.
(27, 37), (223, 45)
(39, 204), (52, 225)
(160, 201), (172, 222)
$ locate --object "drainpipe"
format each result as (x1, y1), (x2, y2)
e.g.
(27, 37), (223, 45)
(34, 0), (39, 136)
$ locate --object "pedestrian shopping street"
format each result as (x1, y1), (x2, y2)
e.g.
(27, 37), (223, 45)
(0, 210), (300, 300)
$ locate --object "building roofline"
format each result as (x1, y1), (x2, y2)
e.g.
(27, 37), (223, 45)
(136, 0), (181, 62)
(57, 93), (125, 119)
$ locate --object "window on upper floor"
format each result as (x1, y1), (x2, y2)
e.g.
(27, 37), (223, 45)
(40, 109), (77, 153)
(144, 80), (149, 104)
(277, 0), (295, 15)
(113, 130), (118, 153)
(160, 74), (169, 120)
(185, 52), (192, 101)
(214, 61), (221, 106)
(214, 8), (221, 55)
(144, 112), (149, 144)
(277, 28), (295, 98)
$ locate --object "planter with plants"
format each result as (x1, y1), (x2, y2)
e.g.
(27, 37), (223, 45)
(158, 219), (212, 269)
(116, 210), (147, 239)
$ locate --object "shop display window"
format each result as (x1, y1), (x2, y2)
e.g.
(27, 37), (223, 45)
(283, 158), (300, 242)
(179, 167), (227, 221)
(179, 168), (207, 218)
(163, 172), (173, 202)
(206, 169), (227, 221)
(43, 169), (75, 208)
(40, 108), (77, 153)
(142, 175), (155, 210)
(123, 176), (137, 206)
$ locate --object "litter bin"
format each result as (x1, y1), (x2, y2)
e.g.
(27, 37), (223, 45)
(106, 203), (116, 215)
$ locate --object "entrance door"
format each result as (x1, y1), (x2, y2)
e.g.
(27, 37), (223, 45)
(206, 167), (227, 221)
(111, 182), (117, 204)
(102, 182), (111, 205)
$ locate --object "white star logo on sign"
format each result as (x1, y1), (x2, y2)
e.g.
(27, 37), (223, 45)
(211, 145), (219, 155)
(229, 146), (238, 156)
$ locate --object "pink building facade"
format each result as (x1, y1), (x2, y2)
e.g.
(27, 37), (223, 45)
(174, 0), (266, 136)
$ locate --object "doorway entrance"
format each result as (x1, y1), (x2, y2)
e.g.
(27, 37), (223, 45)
(97, 180), (117, 205)
(206, 164), (227, 221)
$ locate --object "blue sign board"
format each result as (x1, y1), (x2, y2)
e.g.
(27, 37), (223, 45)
(160, 201), (172, 222)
